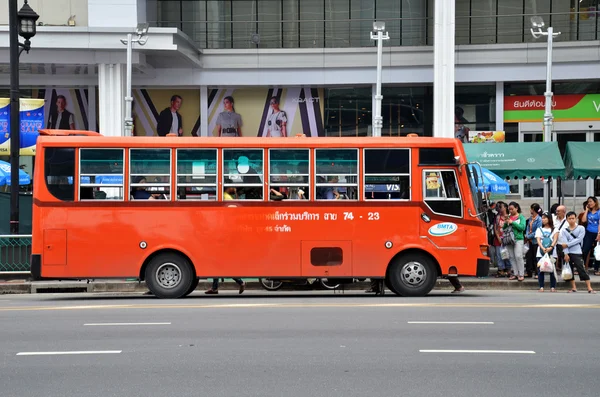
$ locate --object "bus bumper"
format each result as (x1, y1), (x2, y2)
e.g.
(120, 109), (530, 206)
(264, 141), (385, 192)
(476, 258), (490, 277)
(30, 254), (42, 280)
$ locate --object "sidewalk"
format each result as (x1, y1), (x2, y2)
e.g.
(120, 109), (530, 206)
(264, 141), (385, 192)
(2, 269), (600, 294)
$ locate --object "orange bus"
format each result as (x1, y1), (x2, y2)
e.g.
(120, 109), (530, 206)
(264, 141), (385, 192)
(30, 130), (489, 298)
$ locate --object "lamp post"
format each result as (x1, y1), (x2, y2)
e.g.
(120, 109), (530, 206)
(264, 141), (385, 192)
(370, 21), (389, 137)
(530, 16), (561, 143)
(9, 0), (39, 234)
(530, 17), (561, 211)
(120, 23), (149, 137)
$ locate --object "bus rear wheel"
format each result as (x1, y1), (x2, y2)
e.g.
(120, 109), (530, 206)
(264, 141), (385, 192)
(145, 253), (194, 299)
(387, 253), (437, 297)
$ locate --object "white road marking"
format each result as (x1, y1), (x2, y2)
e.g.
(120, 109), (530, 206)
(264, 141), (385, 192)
(17, 350), (122, 356)
(83, 322), (171, 326)
(420, 350), (535, 354)
(408, 321), (494, 325)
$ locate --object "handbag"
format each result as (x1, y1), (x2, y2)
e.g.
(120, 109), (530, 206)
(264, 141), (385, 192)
(561, 263), (573, 281)
(501, 224), (516, 246)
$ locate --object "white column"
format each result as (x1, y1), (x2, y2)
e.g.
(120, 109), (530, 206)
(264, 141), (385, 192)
(200, 86), (209, 137)
(98, 64), (126, 136)
(433, 0), (455, 138)
(495, 81), (504, 132)
(88, 85), (97, 132)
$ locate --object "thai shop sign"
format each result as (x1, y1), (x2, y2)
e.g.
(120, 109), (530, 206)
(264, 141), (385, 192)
(0, 98), (45, 156)
(504, 94), (600, 122)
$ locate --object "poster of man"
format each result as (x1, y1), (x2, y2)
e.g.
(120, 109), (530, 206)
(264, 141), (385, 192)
(47, 95), (75, 130)
(156, 95), (183, 136)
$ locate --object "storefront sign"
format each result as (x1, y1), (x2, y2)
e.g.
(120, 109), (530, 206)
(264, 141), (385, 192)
(468, 131), (505, 143)
(504, 94), (600, 122)
(0, 98), (45, 156)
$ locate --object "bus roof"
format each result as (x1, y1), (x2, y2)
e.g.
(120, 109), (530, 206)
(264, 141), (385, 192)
(37, 134), (461, 149)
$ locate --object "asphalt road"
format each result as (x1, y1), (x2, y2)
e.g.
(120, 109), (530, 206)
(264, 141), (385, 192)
(1, 290), (599, 397)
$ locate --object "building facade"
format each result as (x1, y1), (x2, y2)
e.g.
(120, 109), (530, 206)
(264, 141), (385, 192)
(1, 0), (599, 201)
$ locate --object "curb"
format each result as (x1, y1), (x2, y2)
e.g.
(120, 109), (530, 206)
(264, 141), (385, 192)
(2, 277), (600, 294)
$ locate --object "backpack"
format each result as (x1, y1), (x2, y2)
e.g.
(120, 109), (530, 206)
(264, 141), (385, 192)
(540, 229), (554, 254)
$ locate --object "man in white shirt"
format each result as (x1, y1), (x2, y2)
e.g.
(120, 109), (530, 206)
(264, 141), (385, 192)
(157, 95), (183, 136)
(47, 95), (75, 130)
(554, 205), (569, 271)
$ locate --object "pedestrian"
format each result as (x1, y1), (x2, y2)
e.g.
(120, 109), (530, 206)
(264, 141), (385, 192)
(504, 201), (526, 281)
(553, 205), (569, 272)
(580, 196), (600, 274)
(525, 203), (543, 278)
(205, 278), (246, 295)
(493, 201), (512, 277)
(536, 212), (558, 292)
(561, 211), (596, 294)
(486, 201), (498, 269)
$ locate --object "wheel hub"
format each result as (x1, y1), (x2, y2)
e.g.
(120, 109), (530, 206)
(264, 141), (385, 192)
(400, 261), (426, 287)
(156, 263), (182, 289)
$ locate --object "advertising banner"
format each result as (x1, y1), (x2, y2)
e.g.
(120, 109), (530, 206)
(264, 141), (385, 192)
(44, 88), (89, 131)
(133, 89), (201, 137)
(0, 99), (8, 155)
(0, 98), (45, 156)
(468, 131), (505, 143)
(504, 94), (600, 122)
(207, 87), (324, 137)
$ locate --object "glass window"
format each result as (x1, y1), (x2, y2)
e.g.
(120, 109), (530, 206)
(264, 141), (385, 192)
(423, 170), (463, 217)
(223, 149), (264, 200)
(176, 149), (217, 201)
(79, 148), (124, 200)
(269, 149), (310, 200)
(315, 149), (358, 200)
(364, 149), (410, 200)
(44, 147), (75, 201)
(130, 149), (171, 201)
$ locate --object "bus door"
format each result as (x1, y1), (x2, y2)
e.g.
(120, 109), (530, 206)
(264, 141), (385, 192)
(420, 169), (467, 249)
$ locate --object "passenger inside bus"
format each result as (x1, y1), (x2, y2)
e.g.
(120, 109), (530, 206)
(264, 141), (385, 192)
(132, 176), (161, 200)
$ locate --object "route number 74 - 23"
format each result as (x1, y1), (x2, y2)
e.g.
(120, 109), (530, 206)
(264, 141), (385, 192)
(344, 212), (380, 221)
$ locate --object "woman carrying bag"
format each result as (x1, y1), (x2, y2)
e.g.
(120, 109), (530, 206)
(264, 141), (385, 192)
(504, 202), (527, 281)
(535, 212), (558, 292)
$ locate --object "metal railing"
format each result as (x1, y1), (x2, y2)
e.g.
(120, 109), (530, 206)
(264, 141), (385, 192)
(153, 10), (600, 49)
(0, 235), (32, 272)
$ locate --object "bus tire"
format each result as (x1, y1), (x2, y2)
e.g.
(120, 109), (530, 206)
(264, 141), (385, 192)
(184, 277), (200, 297)
(259, 278), (284, 291)
(387, 253), (437, 297)
(145, 253), (194, 299)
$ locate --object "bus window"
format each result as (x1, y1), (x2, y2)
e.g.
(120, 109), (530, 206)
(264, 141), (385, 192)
(44, 147), (75, 201)
(130, 149), (171, 200)
(79, 148), (124, 200)
(176, 149), (217, 201)
(269, 149), (309, 200)
(315, 149), (358, 200)
(223, 149), (264, 200)
(423, 170), (462, 218)
(364, 148), (410, 200)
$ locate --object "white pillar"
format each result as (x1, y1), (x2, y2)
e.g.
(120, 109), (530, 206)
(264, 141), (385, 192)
(433, 0), (455, 138)
(495, 81), (504, 132)
(200, 86), (209, 137)
(88, 85), (97, 132)
(98, 63), (126, 136)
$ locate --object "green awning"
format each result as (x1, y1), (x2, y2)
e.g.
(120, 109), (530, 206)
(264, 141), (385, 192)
(463, 142), (565, 179)
(564, 141), (600, 179)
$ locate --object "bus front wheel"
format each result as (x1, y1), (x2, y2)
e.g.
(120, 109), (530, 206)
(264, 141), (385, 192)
(145, 253), (194, 299)
(387, 253), (437, 297)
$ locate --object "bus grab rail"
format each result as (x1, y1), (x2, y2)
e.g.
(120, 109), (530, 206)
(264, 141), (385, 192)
(39, 129), (103, 137)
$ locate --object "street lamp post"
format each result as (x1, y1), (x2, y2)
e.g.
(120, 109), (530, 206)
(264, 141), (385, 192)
(530, 16), (561, 143)
(370, 21), (389, 137)
(9, 0), (39, 234)
(120, 23), (149, 137)
(530, 17), (561, 210)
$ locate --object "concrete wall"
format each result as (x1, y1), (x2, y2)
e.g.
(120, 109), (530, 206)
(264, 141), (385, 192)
(0, 0), (88, 27)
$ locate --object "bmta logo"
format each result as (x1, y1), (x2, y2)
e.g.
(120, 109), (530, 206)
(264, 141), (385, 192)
(428, 222), (458, 237)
